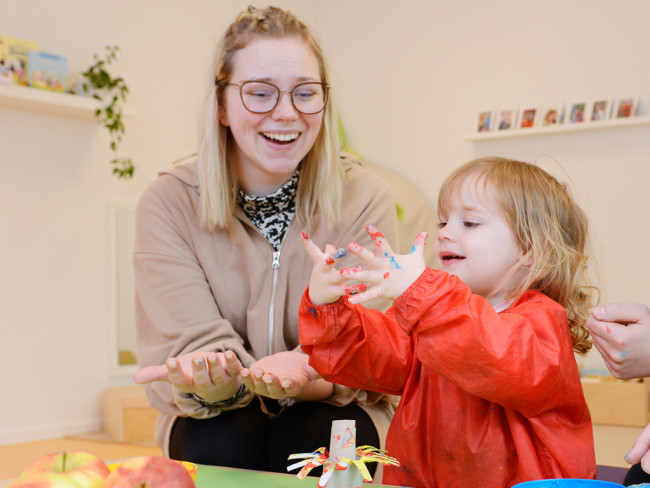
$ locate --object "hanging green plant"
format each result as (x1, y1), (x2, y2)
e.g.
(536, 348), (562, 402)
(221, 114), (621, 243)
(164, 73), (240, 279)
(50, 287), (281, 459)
(79, 45), (134, 179)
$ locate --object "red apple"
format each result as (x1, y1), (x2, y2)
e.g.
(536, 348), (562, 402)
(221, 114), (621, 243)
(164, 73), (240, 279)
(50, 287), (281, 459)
(8, 472), (83, 487)
(19, 451), (110, 488)
(101, 456), (195, 488)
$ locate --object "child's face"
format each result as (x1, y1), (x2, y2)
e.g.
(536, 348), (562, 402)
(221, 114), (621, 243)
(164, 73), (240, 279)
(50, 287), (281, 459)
(435, 177), (530, 306)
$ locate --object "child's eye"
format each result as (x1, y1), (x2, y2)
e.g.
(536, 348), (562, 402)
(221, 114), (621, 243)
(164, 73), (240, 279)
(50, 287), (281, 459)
(437, 221), (447, 229)
(463, 221), (480, 228)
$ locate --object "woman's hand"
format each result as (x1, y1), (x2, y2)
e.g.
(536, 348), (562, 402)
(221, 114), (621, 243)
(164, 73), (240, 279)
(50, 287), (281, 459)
(299, 232), (350, 305)
(241, 350), (332, 401)
(133, 350), (243, 403)
(586, 303), (650, 379)
(344, 224), (427, 304)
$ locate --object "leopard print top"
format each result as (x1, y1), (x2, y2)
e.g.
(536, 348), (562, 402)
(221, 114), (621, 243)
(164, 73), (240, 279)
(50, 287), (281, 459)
(237, 169), (299, 251)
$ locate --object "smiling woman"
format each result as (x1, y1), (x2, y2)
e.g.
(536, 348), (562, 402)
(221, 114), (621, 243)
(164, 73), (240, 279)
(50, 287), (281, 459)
(131, 5), (399, 477)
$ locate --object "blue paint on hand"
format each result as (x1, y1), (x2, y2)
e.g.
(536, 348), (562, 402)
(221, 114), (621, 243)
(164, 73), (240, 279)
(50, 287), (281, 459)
(385, 252), (403, 270)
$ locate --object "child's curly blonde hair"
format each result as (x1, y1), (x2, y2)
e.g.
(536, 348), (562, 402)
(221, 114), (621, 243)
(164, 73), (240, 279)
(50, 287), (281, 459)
(438, 156), (598, 354)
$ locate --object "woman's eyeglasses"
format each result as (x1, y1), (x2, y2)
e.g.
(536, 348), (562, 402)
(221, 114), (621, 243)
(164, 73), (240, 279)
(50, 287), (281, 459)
(225, 81), (329, 115)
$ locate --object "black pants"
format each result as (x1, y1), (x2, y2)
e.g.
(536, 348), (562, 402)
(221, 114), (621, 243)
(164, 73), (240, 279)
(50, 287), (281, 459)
(624, 463), (650, 486)
(169, 397), (379, 476)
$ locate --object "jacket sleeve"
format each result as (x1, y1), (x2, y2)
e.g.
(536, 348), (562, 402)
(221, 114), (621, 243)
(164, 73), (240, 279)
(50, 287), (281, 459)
(394, 268), (578, 417)
(134, 177), (254, 419)
(299, 290), (412, 396)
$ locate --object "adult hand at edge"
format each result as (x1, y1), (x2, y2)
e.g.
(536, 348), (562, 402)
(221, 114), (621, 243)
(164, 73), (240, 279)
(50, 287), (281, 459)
(586, 303), (650, 379)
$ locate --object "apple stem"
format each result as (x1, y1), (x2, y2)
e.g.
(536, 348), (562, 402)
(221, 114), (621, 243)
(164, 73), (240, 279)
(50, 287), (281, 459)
(61, 451), (67, 471)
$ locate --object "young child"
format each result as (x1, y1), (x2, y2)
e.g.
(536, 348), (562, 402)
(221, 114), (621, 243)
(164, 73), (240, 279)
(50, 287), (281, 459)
(299, 157), (598, 488)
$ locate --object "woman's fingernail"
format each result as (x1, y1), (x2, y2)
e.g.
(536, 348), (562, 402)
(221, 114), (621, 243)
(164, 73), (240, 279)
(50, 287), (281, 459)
(194, 358), (203, 367)
(300, 232), (309, 239)
(167, 358), (177, 369)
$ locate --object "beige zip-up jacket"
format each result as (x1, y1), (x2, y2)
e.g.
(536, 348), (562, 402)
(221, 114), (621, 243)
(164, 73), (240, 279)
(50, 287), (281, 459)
(134, 154), (400, 457)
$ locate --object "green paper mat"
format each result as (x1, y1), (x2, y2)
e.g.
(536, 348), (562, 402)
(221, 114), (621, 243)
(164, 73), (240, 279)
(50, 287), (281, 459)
(195, 464), (408, 487)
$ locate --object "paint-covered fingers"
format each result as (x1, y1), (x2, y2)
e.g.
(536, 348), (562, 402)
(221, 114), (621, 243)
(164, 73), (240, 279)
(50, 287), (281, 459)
(299, 232), (346, 267)
(299, 232), (325, 264)
(348, 238), (427, 305)
(324, 244), (346, 266)
(302, 234), (348, 306)
(409, 231), (429, 256)
(347, 241), (385, 269)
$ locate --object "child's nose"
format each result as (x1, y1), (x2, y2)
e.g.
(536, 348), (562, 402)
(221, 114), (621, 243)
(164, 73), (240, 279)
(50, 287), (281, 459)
(437, 224), (454, 241)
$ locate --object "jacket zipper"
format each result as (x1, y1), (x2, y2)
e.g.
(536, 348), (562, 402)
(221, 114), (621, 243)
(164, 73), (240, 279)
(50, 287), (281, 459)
(268, 249), (281, 356)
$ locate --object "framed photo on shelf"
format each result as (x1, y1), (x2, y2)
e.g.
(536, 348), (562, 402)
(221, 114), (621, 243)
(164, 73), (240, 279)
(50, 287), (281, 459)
(539, 105), (564, 127)
(590, 99), (612, 121)
(476, 110), (495, 132)
(495, 108), (517, 131)
(613, 97), (638, 118)
(567, 101), (589, 124)
(519, 107), (537, 129)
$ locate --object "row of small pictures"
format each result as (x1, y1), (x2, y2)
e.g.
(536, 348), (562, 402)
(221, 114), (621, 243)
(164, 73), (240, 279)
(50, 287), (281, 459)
(477, 97), (640, 133)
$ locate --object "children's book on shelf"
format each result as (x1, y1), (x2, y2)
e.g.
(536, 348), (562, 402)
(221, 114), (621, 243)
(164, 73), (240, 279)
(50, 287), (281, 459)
(27, 51), (68, 92)
(0, 35), (40, 85)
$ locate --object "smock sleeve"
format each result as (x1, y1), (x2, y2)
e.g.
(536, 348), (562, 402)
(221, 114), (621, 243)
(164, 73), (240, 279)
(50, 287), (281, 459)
(299, 290), (412, 396)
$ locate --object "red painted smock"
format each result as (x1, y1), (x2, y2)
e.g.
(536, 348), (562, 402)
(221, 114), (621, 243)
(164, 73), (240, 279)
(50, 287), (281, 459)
(299, 268), (596, 488)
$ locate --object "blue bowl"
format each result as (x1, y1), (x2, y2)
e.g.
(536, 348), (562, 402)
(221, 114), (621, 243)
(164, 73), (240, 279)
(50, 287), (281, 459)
(512, 480), (622, 488)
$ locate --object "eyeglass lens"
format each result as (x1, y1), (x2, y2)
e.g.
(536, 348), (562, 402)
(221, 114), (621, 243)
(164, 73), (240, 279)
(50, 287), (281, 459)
(239, 81), (327, 114)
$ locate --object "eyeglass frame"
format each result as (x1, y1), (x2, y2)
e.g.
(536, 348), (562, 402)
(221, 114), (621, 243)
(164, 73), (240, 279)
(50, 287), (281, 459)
(223, 80), (330, 115)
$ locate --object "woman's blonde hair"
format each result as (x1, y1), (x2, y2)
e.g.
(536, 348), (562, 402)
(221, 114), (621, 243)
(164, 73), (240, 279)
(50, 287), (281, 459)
(438, 156), (598, 354)
(198, 5), (342, 229)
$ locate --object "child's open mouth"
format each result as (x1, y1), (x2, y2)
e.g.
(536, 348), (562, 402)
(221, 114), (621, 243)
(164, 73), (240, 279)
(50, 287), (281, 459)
(441, 253), (465, 262)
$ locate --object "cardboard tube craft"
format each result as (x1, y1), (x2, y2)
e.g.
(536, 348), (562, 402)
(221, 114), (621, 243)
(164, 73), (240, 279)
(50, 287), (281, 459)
(287, 419), (400, 488)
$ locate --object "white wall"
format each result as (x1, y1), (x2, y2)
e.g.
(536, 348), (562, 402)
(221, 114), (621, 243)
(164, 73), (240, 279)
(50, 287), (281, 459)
(1, 0), (648, 444)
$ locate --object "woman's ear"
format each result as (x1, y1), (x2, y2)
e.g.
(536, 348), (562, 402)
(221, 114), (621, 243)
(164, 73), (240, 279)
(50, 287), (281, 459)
(218, 103), (229, 126)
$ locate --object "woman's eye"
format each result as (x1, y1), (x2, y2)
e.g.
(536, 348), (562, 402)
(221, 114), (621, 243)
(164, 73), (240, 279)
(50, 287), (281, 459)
(294, 89), (316, 100)
(249, 91), (273, 99)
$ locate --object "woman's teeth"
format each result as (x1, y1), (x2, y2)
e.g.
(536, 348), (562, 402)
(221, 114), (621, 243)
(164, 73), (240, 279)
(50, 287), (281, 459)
(263, 132), (299, 142)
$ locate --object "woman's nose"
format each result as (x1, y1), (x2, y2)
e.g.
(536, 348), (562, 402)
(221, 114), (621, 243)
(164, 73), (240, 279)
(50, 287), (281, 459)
(271, 91), (299, 121)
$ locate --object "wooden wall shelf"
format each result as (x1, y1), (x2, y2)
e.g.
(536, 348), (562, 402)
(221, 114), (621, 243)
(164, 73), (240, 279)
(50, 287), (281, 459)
(0, 83), (134, 120)
(465, 115), (650, 141)
(0, 83), (99, 119)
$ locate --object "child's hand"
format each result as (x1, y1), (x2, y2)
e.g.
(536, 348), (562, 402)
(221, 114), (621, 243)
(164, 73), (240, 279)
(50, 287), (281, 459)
(300, 232), (351, 305)
(345, 224), (427, 304)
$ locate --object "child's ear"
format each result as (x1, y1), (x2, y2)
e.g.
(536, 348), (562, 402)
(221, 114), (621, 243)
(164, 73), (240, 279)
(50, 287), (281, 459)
(520, 250), (534, 268)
